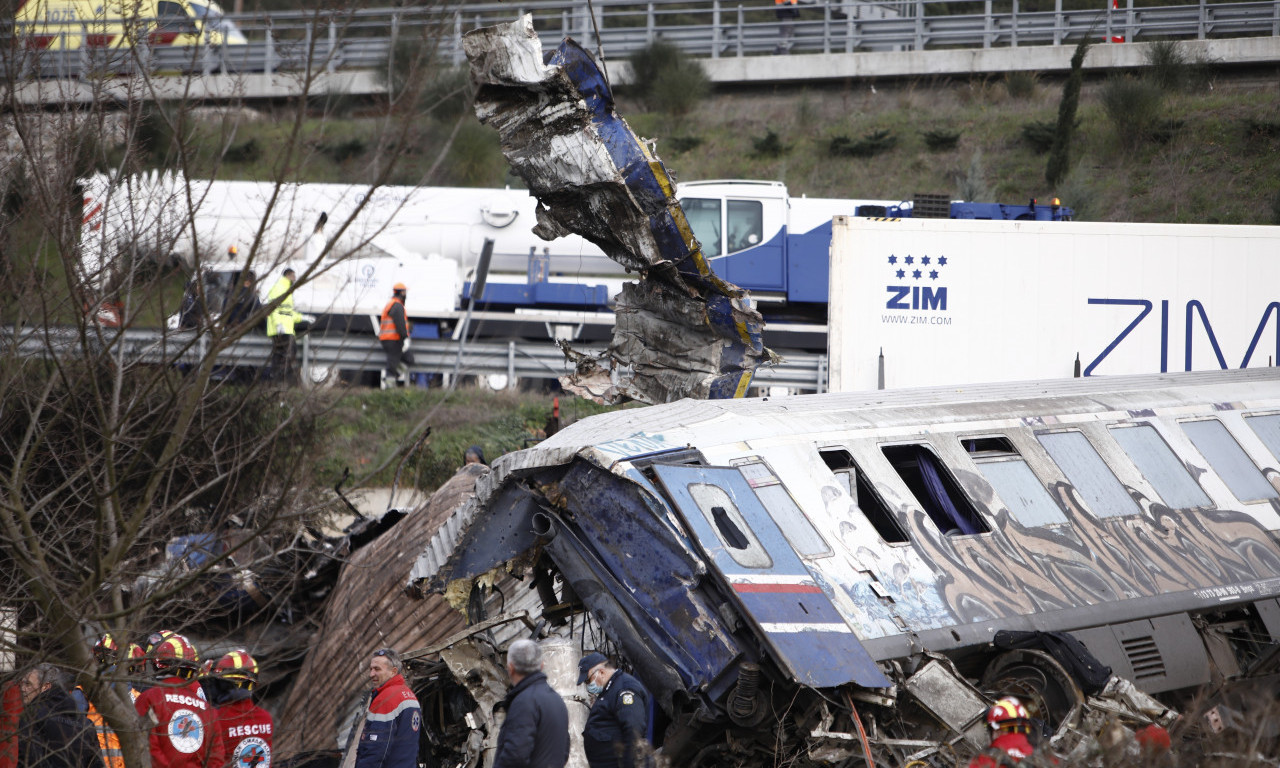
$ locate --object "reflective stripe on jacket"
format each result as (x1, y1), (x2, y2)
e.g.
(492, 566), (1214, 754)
(84, 701), (123, 768)
(266, 276), (301, 337)
(379, 298), (407, 341)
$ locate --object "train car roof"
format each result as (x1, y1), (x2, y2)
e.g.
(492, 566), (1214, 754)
(536, 368), (1280, 463)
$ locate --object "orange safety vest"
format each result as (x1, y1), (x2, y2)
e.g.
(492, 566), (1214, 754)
(379, 297), (404, 341)
(79, 694), (124, 768)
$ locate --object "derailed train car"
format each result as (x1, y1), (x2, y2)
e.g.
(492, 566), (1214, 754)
(408, 368), (1280, 766)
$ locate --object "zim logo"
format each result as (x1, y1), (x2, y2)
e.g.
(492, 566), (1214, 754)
(234, 737), (271, 768)
(167, 708), (205, 754)
(884, 252), (949, 311)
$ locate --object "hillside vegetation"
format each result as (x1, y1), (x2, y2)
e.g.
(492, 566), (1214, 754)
(182, 46), (1280, 225)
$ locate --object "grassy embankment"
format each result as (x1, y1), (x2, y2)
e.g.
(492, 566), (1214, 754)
(307, 385), (621, 494)
(200, 61), (1280, 224)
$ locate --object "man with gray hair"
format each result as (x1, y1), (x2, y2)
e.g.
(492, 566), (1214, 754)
(351, 648), (421, 768)
(18, 663), (104, 768)
(491, 639), (569, 768)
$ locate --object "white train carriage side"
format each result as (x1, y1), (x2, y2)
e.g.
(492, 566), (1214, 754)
(417, 368), (1280, 767)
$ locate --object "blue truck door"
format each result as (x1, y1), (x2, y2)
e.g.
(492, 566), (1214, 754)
(652, 464), (890, 689)
(723, 196), (786, 293)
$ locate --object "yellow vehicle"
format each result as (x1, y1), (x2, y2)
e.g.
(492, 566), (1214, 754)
(14, 0), (246, 51)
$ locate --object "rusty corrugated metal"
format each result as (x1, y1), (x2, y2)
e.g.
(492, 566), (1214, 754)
(275, 464), (486, 755)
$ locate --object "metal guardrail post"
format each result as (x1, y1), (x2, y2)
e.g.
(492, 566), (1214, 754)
(914, 0), (924, 50)
(301, 332), (311, 382)
(1105, 1), (1113, 45)
(265, 22), (275, 74)
(647, 2), (655, 43)
(1126, 0), (1135, 41)
(736, 5), (744, 57)
(984, 0), (993, 48)
(507, 340), (516, 389)
(1273, 0), (1279, 37)
(1011, 0), (1019, 47)
(846, 3), (855, 53)
(713, 0), (721, 58)
(822, 2), (831, 54)
(1054, 0), (1063, 45)
(328, 18), (337, 74)
(1198, 0), (1207, 39)
(453, 13), (463, 66)
(304, 22), (312, 74)
(79, 23), (88, 79)
(818, 355), (828, 394)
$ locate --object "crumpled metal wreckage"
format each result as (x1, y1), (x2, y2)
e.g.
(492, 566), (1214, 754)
(463, 15), (774, 405)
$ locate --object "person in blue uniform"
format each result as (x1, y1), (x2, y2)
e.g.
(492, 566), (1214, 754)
(576, 653), (651, 768)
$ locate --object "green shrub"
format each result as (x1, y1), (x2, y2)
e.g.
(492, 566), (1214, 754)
(955, 149), (991, 202)
(322, 137), (368, 164)
(1144, 39), (1188, 92)
(1245, 118), (1280, 140)
(665, 136), (704, 154)
(829, 129), (897, 158)
(134, 105), (178, 168)
(224, 139), (262, 165)
(1100, 75), (1165, 146)
(1004, 71), (1038, 99)
(1021, 120), (1057, 153)
(627, 40), (710, 116)
(753, 130), (789, 158)
(923, 129), (960, 152)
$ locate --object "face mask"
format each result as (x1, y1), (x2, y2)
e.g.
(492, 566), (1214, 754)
(586, 681), (603, 696)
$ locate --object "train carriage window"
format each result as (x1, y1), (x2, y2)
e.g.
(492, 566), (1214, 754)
(687, 483), (773, 568)
(1181, 419), (1278, 502)
(965, 438), (1069, 527)
(1037, 431), (1141, 518)
(1109, 424), (1212, 509)
(1245, 414), (1280, 464)
(681, 198), (722, 259)
(726, 200), (764, 254)
(737, 462), (831, 557)
(819, 449), (909, 544)
(881, 444), (991, 535)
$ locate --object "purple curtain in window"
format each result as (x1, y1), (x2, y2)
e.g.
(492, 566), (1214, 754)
(916, 447), (979, 535)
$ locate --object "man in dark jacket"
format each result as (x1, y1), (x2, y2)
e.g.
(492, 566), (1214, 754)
(492, 640), (569, 768)
(17, 664), (104, 768)
(577, 653), (651, 768)
(353, 648), (420, 768)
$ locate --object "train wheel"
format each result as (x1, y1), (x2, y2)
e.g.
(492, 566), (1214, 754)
(980, 649), (1084, 740)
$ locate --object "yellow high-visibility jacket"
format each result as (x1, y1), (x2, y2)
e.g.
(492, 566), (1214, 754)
(266, 275), (302, 337)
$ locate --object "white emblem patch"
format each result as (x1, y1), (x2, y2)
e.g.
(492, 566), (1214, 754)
(167, 708), (205, 753)
(620, 692), (635, 706)
(233, 737), (271, 768)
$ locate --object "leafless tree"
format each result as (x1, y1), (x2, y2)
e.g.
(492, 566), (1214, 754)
(0, 1), (467, 764)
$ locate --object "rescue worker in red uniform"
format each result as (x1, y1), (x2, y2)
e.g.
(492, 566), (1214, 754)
(134, 633), (224, 768)
(209, 651), (272, 768)
(968, 698), (1038, 768)
(378, 283), (415, 389)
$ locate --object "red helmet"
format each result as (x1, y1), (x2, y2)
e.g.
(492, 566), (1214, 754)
(125, 643), (147, 674)
(93, 633), (121, 666)
(152, 633), (200, 676)
(144, 630), (174, 655)
(213, 650), (259, 688)
(987, 697), (1031, 733)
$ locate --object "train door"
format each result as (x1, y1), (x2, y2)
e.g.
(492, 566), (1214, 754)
(652, 463), (890, 688)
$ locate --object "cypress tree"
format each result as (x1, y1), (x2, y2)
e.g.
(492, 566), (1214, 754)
(1046, 37), (1092, 186)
